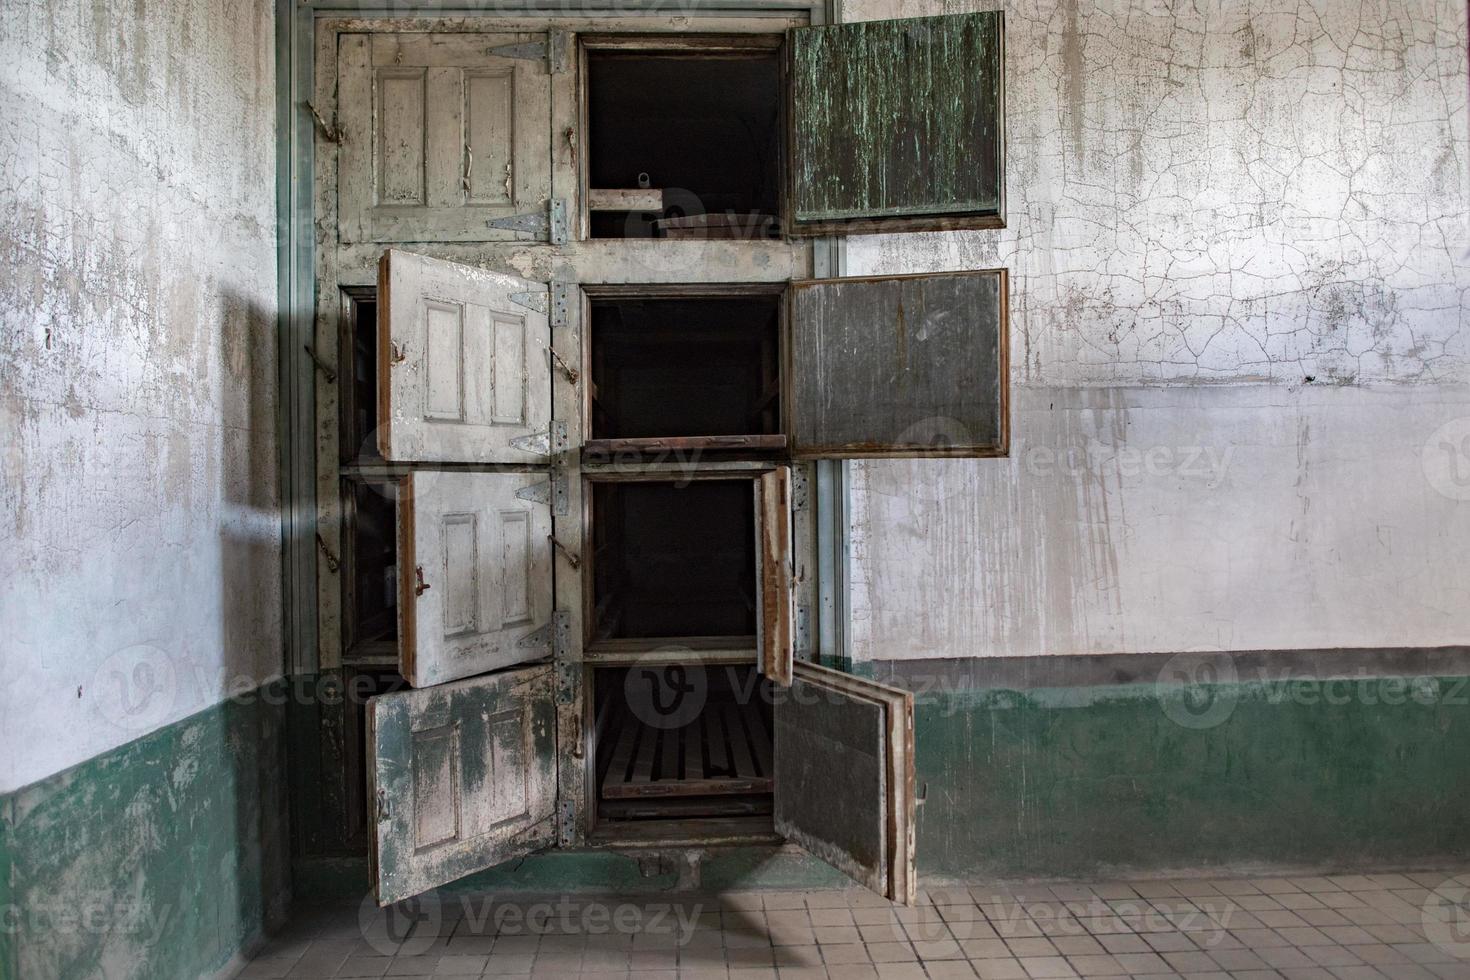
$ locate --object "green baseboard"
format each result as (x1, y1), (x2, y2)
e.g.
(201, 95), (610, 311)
(0, 683), (290, 980)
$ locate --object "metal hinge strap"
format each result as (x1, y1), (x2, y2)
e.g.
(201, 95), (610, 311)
(509, 421), (569, 457)
(550, 282), (571, 329)
(509, 288), (550, 315)
(487, 29), (568, 74)
(487, 199), (567, 245)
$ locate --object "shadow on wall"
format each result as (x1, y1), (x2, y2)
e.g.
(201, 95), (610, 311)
(0, 289), (290, 980)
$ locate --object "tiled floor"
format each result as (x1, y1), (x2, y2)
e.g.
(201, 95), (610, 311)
(239, 869), (1470, 980)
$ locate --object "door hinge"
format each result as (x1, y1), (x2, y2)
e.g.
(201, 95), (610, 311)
(516, 480), (552, 505)
(550, 282), (571, 330)
(509, 288), (549, 315)
(553, 608), (571, 659)
(509, 421), (569, 457)
(558, 799), (576, 847)
(552, 466), (569, 517)
(487, 199), (567, 245)
(487, 28), (568, 74)
(795, 604), (812, 654)
(791, 467), (810, 512)
(514, 469), (569, 515)
(517, 607), (569, 657)
(523, 467), (567, 514)
(555, 661), (577, 705)
(516, 621), (553, 650)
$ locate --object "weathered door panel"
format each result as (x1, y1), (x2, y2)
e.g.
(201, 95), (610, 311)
(338, 33), (553, 243)
(367, 665), (557, 905)
(396, 471), (553, 688)
(378, 249), (552, 465)
(774, 662), (916, 904)
(755, 467), (794, 686)
(786, 12), (1004, 234)
(786, 270), (1008, 458)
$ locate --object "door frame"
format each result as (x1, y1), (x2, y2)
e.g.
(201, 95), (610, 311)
(276, 0), (850, 858)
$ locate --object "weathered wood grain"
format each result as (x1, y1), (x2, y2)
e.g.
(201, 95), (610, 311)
(788, 270), (1008, 458)
(774, 661), (916, 903)
(788, 12), (1004, 233)
(378, 249), (551, 464)
(396, 470), (553, 688)
(756, 467), (795, 685)
(338, 32), (552, 243)
(368, 665), (556, 905)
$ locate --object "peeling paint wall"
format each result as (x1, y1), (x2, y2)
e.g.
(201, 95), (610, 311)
(842, 0), (1470, 661)
(0, 0), (280, 791)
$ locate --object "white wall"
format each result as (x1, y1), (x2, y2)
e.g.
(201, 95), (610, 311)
(0, 0), (280, 791)
(842, 0), (1470, 661)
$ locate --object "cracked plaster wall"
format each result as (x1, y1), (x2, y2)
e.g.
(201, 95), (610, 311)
(841, 0), (1470, 660)
(0, 0), (280, 791)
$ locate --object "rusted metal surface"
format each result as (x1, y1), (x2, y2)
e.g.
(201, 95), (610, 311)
(788, 12), (1004, 232)
(787, 270), (1009, 458)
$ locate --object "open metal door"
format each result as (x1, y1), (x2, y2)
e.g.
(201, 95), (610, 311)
(786, 270), (1008, 459)
(367, 665), (557, 906)
(395, 471), (554, 688)
(755, 467), (795, 686)
(774, 662), (916, 904)
(378, 249), (555, 464)
(785, 12), (1004, 235)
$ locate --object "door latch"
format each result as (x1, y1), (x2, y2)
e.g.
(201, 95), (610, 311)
(414, 565), (431, 596)
(548, 535), (580, 569)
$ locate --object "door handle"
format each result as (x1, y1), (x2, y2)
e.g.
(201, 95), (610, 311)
(414, 566), (431, 596)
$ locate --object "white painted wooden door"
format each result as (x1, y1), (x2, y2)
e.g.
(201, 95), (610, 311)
(377, 249), (554, 465)
(367, 665), (556, 906)
(338, 32), (554, 243)
(395, 470), (553, 689)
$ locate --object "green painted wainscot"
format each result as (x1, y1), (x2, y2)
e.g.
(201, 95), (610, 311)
(0, 683), (290, 980)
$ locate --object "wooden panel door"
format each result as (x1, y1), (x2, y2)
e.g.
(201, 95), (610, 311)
(396, 471), (553, 689)
(378, 249), (553, 465)
(338, 32), (553, 243)
(786, 270), (1009, 458)
(368, 665), (556, 905)
(785, 12), (1004, 234)
(756, 467), (794, 686)
(774, 662), (916, 904)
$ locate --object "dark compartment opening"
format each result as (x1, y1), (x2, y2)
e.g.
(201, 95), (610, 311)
(589, 296), (781, 442)
(591, 480), (756, 642)
(594, 665), (774, 822)
(343, 476), (399, 655)
(587, 50), (781, 239)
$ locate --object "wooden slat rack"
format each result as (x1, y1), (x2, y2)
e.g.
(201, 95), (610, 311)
(600, 699), (772, 799)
